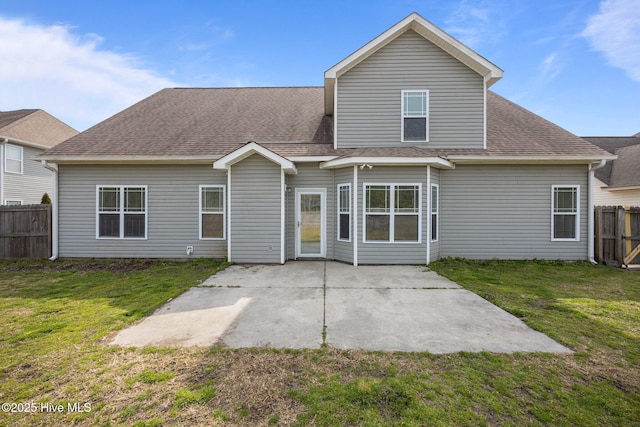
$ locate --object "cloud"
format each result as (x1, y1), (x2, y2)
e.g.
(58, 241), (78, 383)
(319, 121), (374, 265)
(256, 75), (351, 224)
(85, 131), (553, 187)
(582, 0), (640, 82)
(0, 17), (178, 130)
(539, 52), (563, 82)
(445, 0), (507, 47)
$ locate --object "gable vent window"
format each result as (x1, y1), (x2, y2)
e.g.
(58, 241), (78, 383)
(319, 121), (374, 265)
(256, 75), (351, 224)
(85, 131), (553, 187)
(401, 90), (429, 142)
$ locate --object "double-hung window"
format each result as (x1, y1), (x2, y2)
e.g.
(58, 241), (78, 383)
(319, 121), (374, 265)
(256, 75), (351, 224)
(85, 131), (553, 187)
(431, 184), (439, 242)
(337, 184), (351, 242)
(97, 186), (147, 239)
(552, 186), (579, 241)
(364, 184), (421, 243)
(5, 144), (23, 174)
(401, 90), (428, 142)
(200, 185), (225, 239)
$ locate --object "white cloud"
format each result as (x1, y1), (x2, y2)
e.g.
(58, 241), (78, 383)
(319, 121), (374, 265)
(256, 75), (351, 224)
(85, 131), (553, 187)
(0, 17), (178, 131)
(582, 0), (640, 82)
(445, 0), (507, 48)
(539, 52), (563, 82)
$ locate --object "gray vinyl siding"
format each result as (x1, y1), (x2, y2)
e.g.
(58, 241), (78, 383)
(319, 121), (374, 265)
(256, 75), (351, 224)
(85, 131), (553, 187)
(429, 168), (440, 262)
(333, 167), (354, 263)
(439, 164), (589, 260)
(230, 154), (281, 263)
(357, 166), (428, 264)
(58, 164), (227, 258)
(3, 145), (53, 204)
(285, 163), (335, 260)
(336, 30), (484, 149)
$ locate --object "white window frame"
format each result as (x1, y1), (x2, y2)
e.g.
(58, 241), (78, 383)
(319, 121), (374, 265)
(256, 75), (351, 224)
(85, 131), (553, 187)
(551, 185), (580, 242)
(5, 144), (23, 174)
(199, 185), (226, 240)
(5, 200), (23, 206)
(337, 183), (351, 242)
(363, 183), (422, 244)
(401, 90), (429, 143)
(431, 183), (439, 243)
(96, 185), (148, 240)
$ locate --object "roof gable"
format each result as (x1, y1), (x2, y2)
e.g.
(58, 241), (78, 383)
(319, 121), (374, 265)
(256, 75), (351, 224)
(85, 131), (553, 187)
(213, 142), (297, 174)
(323, 12), (503, 114)
(0, 109), (77, 148)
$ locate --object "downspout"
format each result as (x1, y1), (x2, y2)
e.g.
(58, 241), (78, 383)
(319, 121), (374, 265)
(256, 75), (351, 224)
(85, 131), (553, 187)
(0, 137), (7, 205)
(588, 159), (607, 264)
(41, 160), (59, 260)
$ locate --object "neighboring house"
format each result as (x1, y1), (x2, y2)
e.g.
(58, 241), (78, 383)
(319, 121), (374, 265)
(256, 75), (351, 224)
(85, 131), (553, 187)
(0, 109), (78, 205)
(40, 13), (614, 264)
(583, 134), (640, 206)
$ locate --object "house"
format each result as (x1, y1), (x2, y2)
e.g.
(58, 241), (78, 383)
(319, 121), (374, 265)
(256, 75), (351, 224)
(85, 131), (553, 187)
(39, 13), (615, 264)
(582, 134), (640, 206)
(0, 109), (78, 205)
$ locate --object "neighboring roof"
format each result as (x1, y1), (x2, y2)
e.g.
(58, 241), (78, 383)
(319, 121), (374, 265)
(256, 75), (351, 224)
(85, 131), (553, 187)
(608, 144), (640, 189)
(40, 88), (614, 164)
(324, 12), (503, 114)
(584, 135), (640, 188)
(0, 109), (78, 149)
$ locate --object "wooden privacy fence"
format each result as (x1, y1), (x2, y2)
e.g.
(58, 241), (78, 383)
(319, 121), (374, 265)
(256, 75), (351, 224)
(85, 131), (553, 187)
(0, 204), (51, 258)
(594, 206), (640, 267)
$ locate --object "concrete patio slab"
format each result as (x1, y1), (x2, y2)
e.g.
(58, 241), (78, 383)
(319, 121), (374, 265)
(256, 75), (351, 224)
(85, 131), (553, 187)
(110, 261), (572, 354)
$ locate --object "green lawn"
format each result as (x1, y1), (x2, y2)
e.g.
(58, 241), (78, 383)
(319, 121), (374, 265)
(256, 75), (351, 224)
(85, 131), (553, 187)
(0, 258), (638, 426)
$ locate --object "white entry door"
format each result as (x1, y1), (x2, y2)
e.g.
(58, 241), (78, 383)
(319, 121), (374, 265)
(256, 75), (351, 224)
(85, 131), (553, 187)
(295, 189), (326, 258)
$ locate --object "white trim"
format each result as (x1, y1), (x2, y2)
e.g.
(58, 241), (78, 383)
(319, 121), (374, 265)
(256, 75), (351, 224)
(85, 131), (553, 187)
(333, 78), (338, 149)
(295, 188), (327, 258)
(4, 200), (23, 205)
(287, 156), (337, 162)
(483, 75), (488, 150)
(401, 90), (429, 143)
(213, 141), (297, 174)
(40, 155), (221, 164)
(446, 155), (617, 165)
(198, 185), (226, 240)
(337, 183), (352, 242)
(227, 167), (232, 262)
(430, 183), (439, 243)
(320, 156), (454, 169)
(95, 185), (148, 240)
(281, 169), (286, 264)
(362, 183), (422, 244)
(551, 185), (580, 242)
(5, 143), (23, 175)
(426, 165), (431, 265)
(353, 165), (358, 266)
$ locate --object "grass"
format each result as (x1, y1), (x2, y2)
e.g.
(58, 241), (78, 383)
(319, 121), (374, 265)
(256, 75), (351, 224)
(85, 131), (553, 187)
(0, 258), (638, 426)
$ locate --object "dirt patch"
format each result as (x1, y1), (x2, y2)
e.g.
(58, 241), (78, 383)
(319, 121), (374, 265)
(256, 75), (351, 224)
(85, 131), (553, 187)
(2, 259), (160, 273)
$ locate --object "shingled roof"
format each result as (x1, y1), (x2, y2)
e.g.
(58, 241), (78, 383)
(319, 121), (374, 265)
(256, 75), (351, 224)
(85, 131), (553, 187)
(0, 109), (78, 148)
(41, 87), (611, 162)
(584, 135), (640, 188)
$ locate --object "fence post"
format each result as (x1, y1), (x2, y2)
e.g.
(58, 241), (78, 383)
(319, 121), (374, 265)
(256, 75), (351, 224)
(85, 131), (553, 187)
(594, 206), (602, 263)
(616, 206), (626, 266)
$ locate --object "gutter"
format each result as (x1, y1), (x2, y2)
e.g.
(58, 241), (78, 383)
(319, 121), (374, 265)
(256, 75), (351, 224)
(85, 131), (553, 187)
(41, 160), (59, 261)
(588, 159), (607, 264)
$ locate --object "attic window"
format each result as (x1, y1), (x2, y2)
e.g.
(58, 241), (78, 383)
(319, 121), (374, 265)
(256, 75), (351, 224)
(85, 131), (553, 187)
(401, 90), (429, 142)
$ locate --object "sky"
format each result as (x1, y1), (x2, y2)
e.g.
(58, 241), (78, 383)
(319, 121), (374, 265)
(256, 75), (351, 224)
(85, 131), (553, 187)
(0, 0), (638, 136)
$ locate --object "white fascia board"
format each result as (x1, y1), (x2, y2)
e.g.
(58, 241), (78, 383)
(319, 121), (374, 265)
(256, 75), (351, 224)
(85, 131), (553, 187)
(320, 156), (454, 169)
(446, 155), (618, 165)
(607, 185), (640, 191)
(287, 156), (337, 162)
(1, 135), (51, 151)
(213, 142), (297, 174)
(37, 155), (220, 164)
(324, 12), (502, 85)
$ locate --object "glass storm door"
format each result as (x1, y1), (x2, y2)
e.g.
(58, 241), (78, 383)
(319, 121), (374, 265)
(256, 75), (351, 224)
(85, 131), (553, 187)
(296, 189), (325, 258)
